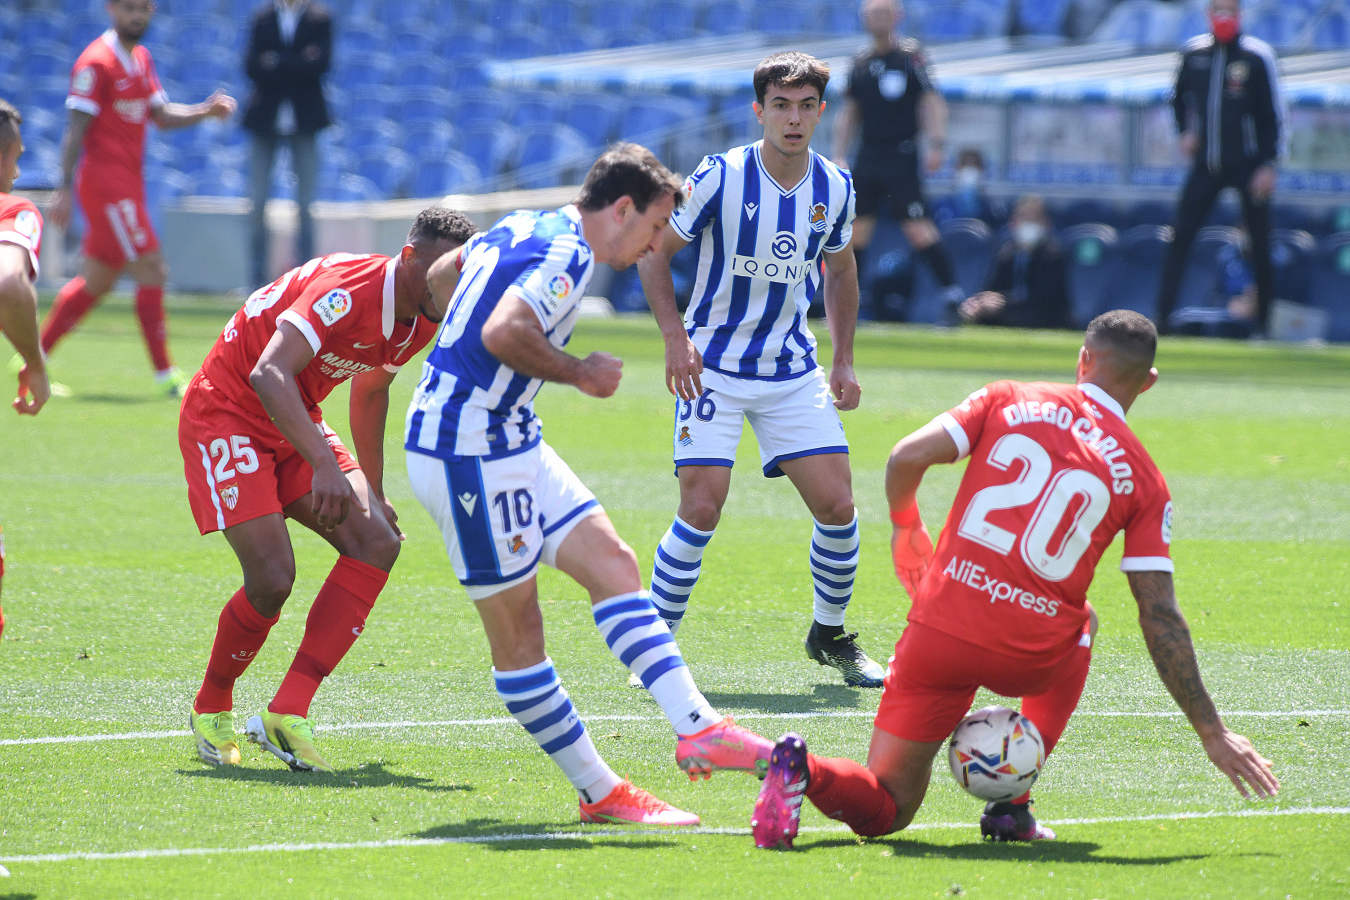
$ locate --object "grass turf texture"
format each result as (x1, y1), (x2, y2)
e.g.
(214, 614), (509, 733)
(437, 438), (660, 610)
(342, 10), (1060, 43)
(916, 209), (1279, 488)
(1, 294), (1347, 898)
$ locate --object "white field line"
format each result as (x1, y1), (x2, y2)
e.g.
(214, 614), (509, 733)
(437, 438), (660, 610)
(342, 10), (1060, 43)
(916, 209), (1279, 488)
(1, 708), (1346, 748)
(2, 807), (1347, 865)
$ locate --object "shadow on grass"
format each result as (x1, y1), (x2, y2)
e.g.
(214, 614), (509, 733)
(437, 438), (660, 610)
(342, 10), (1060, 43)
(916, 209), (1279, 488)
(702, 682), (870, 713)
(804, 834), (1227, 866)
(177, 761), (469, 793)
(412, 818), (686, 851)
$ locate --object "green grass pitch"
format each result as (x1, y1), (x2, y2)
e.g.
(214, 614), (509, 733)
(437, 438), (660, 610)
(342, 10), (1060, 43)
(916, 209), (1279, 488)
(1, 293), (1347, 898)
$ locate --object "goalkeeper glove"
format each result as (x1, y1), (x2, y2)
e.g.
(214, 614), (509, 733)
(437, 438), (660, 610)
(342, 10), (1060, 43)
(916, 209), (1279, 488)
(890, 502), (933, 600)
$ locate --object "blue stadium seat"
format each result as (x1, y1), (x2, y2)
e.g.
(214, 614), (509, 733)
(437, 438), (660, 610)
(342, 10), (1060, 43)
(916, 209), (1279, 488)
(404, 120), (458, 162)
(194, 166), (248, 198)
(755, 1), (816, 35)
(1106, 224), (1171, 318)
(598, 0), (654, 41)
(487, 24), (552, 59)
(328, 173), (383, 202)
(1063, 223), (1120, 326)
(457, 88), (514, 127)
(1090, 0), (1155, 48)
(1247, 7), (1308, 50)
(650, 0), (699, 37)
(512, 122), (593, 189)
(396, 54), (454, 98)
(1313, 233), (1350, 341)
(566, 93), (624, 147)
(1017, 0), (1071, 35)
(1175, 224), (1241, 309)
(512, 93), (561, 129)
(1310, 9), (1350, 51)
(1127, 199), (1174, 228)
(23, 44), (70, 83)
(1270, 229), (1315, 306)
(698, 0), (753, 35)
(938, 217), (995, 295)
(357, 147), (415, 197)
(397, 88), (456, 129)
(410, 151), (484, 198)
(457, 120), (520, 180)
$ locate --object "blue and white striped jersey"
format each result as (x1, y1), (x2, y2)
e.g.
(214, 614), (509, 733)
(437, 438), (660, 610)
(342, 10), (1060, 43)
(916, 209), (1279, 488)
(404, 205), (594, 460)
(672, 141), (854, 381)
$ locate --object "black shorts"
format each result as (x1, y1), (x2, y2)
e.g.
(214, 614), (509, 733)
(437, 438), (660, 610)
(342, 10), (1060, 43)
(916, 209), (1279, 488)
(851, 147), (928, 221)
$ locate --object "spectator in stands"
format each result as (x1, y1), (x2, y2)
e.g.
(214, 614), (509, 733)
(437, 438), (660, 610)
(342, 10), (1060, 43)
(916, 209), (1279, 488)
(833, 0), (966, 323)
(1169, 229), (1258, 338)
(959, 195), (1072, 329)
(1156, 0), (1283, 335)
(242, 0), (333, 288)
(933, 147), (1000, 227)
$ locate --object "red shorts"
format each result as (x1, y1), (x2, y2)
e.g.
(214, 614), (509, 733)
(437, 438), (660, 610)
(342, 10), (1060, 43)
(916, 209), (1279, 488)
(874, 620), (1090, 744)
(178, 371), (357, 535)
(77, 175), (159, 267)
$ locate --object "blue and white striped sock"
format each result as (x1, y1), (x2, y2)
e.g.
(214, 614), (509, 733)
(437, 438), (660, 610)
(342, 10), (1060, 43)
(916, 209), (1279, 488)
(810, 512), (859, 628)
(649, 516), (713, 635)
(493, 658), (621, 803)
(593, 592), (720, 736)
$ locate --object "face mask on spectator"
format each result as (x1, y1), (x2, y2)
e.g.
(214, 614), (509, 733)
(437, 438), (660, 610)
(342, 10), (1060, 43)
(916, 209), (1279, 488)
(955, 167), (982, 191)
(1014, 222), (1045, 248)
(1210, 12), (1239, 43)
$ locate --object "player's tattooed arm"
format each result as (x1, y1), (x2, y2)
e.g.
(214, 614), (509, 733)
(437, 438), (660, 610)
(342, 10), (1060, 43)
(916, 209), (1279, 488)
(1128, 569), (1281, 799)
(1128, 571), (1221, 735)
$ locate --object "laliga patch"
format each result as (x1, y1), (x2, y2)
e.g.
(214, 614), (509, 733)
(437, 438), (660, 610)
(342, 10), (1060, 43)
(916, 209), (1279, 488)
(1161, 501), (1174, 544)
(13, 209), (40, 245)
(72, 66), (95, 96)
(808, 202), (829, 233)
(546, 273), (574, 302)
(312, 288), (353, 326)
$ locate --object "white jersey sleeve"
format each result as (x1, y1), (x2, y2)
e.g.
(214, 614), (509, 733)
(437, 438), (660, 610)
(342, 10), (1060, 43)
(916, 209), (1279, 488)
(670, 154), (725, 242)
(510, 232), (592, 331)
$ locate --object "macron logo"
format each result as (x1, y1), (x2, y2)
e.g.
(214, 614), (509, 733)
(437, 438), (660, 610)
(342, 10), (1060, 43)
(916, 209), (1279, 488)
(457, 492), (478, 516)
(744, 202), (758, 220)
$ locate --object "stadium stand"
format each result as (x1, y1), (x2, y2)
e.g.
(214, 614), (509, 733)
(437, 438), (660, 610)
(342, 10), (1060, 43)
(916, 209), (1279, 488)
(6, 1), (1349, 334)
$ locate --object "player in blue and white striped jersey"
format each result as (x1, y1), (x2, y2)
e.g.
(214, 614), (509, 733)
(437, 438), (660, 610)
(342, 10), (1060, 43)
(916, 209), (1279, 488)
(638, 51), (886, 688)
(404, 144), (773, 826)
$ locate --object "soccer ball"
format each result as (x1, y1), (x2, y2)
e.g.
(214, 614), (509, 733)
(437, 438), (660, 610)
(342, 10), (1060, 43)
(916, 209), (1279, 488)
(947, 706), (1046, 802)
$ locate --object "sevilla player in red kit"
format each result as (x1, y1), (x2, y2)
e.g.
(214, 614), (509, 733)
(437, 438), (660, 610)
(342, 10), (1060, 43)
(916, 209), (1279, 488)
(752, 311), (1279, 849)
(0, 99), (51, 642)
(43, 0), (235, 397)
(181, 207), (473, 771)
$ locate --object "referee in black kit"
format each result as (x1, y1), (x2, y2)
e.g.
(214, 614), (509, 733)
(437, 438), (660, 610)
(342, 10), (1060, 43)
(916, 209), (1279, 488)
(1157, 0), (1284, 335)
(832, 0), (965, 322)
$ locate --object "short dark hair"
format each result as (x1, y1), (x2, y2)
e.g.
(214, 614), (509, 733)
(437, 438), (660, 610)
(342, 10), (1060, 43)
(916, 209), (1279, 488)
(753, 51), (830, 105)
(1086, 309), (1157, 380)
(408, 206), (475, 246)
(575, 142), (683, 214)
(0, 98), (21, 148)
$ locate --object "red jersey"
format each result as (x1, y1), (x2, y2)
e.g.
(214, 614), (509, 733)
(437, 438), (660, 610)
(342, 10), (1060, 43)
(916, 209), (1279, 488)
(912, 380), (1174, 658)
(0, 193), (44, 281)
(199, 253), (438, 425)
(65, 30), (167, 186)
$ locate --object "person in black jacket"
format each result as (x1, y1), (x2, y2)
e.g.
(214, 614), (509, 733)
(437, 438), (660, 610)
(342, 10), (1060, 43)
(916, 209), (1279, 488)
(959, 195), (1072, 329)
(1156, 0), (1283, 335)
(242, 0), (333, 287)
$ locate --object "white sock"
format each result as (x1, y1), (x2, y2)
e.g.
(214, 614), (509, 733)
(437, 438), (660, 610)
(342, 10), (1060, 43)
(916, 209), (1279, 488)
(493, 658), (621, 802)
(649, 516), (713, 635)
(810, 511), (859, 627)
(592, 591), (721, 736)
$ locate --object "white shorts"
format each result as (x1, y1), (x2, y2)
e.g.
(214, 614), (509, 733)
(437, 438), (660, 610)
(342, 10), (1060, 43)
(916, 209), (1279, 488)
(672, 367), (849, 478)
(407, 440), (601, 601)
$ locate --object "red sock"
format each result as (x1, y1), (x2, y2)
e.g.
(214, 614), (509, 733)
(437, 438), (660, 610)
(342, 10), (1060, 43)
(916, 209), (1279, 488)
(805, 754), (899, 837)
(269, 556), (388, 718)
(134, 284), (172, 372)
(41, 277), (100, 354)
(194, 588), (279, 714)
(1011, 639), (1092, 806)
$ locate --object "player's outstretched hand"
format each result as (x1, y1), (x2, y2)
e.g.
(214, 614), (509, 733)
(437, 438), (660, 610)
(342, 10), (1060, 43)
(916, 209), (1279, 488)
(1202, 728), (1280, 799)
(13, 363), (50, 416)
(830, 362), (861, 411)
(891, 522), (933, 599)
(311, 463), (361, 531)
(576, 351), (623, 398)
(664, 336), (703, 402)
